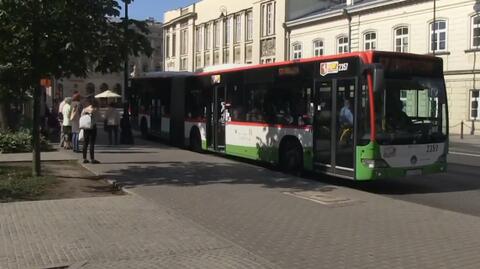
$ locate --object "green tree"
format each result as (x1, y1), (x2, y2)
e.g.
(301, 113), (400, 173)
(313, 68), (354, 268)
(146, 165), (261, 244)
(0, 0), (152, 175)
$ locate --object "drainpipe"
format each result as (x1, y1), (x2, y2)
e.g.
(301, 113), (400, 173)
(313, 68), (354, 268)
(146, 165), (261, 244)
(342, 8), (352, 52)
(191, 3), (196, 72)
(283, 23), (290, 60)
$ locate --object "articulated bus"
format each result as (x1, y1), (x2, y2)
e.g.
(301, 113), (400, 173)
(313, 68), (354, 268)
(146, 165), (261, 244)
(130, 51), (448, 180)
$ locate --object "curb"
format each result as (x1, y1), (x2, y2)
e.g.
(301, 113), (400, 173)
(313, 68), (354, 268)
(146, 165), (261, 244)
(78, 160), (136, 196)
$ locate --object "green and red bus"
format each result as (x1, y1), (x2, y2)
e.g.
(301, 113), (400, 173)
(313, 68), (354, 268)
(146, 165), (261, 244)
(131, 51), (448, 180)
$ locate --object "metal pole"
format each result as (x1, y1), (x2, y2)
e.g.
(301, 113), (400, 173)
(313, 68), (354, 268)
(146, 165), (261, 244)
(461, 121), (464, 139)
(124, 0), (129, 101)
(32, 0), (42, 176)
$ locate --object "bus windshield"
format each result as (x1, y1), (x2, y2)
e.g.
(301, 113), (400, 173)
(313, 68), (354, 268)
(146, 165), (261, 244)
(375, 76), (447, 145)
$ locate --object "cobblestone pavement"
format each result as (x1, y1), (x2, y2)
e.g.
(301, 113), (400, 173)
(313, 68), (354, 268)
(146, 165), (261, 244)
(0, 195), (277, 269)
(83, 141), (480, 269)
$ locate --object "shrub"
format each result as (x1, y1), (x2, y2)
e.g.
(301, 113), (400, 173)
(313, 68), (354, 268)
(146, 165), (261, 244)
(0, 129), (51, 153)
(0, 165), (55, 202)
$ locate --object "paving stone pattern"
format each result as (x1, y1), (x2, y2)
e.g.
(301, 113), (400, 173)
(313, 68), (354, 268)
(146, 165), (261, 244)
(0, 196), (277, 269)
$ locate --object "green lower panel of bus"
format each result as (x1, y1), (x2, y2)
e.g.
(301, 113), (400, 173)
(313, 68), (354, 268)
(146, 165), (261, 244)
(225, 144), (313, 170)
(355, 142), (447, 180)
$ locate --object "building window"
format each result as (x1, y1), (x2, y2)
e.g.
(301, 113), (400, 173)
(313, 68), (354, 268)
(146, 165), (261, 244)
(204, 23), (211, 50)
(471, 90), (480, 120)
(180, 57), (188, 70)
(196, 54), (202, 68)
(195, 27), (202, 52)
(313, 39), (324, 57)
(214, 50), (220, 65)
(204, 51), (211, 67)
(364, 32), (377, 50)
(472, 16), (480, 49)
(261, 1), (275, 37)
(165, 34), (170, 58)
(394, 26), (409, 52)
(224, 17), (231, 46)
(172, 33), (176, 57)
(214, 21), (220, 48)
(245, 43), (252, 63)
(180, 28), (188, 55)
(430, 20), (447, 52)
(234, 14), (242, 43)
(223, 48), (230, 64)
(245, 10), (253, 41)
(233, 46), (241, 64)
(337, 36), (349, 54)
(291, 42), (302, 60)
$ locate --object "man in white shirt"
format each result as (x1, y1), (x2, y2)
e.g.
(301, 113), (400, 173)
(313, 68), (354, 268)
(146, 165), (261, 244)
(58, 98), (66, 147)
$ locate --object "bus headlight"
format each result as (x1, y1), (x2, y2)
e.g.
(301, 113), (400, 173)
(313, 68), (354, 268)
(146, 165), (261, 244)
(361, 159), (389, 169)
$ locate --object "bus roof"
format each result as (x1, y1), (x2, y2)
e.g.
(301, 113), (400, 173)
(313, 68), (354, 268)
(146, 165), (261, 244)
(132, 71), (193, 79)
(196, 51), (440, 77)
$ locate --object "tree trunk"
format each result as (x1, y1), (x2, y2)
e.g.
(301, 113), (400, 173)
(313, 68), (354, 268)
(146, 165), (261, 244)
(32, 0), (41, 177)
(0, 102), (7, 131)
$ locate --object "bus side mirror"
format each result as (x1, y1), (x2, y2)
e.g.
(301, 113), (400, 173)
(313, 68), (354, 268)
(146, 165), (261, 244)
(373, 67), (385, 93)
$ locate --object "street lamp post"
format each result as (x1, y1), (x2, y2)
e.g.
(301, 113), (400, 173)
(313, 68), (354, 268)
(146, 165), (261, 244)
(120, 0), (134, 144)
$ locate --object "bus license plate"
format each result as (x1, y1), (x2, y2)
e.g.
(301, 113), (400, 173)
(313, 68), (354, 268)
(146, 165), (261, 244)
(406, 169), (422, 176)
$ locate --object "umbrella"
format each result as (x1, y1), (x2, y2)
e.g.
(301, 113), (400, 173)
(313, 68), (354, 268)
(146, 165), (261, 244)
(94, 90), (121, 98)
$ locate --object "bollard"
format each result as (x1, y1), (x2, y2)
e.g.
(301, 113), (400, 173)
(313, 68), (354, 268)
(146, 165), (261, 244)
(471, 120), (476, 135)
(461, 121), (464, 139)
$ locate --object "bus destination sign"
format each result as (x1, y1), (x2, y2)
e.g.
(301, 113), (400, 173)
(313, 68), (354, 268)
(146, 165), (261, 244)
(320, 61), (349, 76)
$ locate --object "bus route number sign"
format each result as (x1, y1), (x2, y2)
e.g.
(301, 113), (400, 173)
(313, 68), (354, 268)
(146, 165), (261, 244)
(320, 61), (349, 76)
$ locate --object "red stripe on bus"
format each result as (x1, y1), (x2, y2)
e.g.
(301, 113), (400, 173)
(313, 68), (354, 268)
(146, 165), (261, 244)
(227, 121), (312, 130)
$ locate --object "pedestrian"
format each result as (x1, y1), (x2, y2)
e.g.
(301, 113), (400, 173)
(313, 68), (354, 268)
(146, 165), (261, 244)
(58, 98), (66, 147)
(62, 97), (73, 149)
(81, 98), (100, 164)
(104, 102), (120, 145)
(70, 93), (82, 152)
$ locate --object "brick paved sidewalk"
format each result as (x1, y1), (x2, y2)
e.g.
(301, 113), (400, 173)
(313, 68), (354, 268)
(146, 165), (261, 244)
(0, 195), (277, 269)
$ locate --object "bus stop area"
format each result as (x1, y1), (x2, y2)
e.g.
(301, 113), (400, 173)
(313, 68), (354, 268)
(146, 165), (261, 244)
(1, 133), (480, 269)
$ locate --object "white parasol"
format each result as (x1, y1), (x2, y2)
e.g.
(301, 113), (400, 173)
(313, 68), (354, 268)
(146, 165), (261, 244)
(94, 90), (121, 98)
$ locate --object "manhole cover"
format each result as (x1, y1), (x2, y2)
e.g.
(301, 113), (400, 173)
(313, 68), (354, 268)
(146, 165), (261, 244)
(284, 190), (359, 206)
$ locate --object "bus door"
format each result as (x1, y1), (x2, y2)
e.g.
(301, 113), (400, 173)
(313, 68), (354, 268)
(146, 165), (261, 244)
(209, 84), (226, 151)
(313, 78), (356, 177)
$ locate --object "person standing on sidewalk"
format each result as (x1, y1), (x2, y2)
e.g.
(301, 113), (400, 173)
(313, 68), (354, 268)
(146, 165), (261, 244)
(62, 97), (73, 149)
(70, 93), (82, 152)
(104, 102), (120, 145)
(81, 98), (100, 164)
(58, 98), (66, 147)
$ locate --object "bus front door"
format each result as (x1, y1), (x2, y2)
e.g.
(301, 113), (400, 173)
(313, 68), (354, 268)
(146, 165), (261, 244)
(209, 85), (226, 151)
(313, 79), (356, 178)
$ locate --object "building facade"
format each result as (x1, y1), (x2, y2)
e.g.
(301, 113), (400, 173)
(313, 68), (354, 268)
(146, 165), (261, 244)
(286, 0), (480, 134)
(53, 19), (163, 109)
(163, 0), (348, 71)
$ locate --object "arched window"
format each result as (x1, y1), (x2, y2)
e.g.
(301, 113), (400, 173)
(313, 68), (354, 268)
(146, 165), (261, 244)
(363, 31), (377, 50)
(394, 26), (409, 52)
(113, 83), (122, 95)
(337, 36), (349, 54)
(430, 20), (447, 52)
(291, 42), (302, 60)
(313, 39), (324, 57)
(100, 83), (109, 92)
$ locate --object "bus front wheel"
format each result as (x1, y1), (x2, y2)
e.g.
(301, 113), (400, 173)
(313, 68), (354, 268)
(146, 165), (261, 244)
(280, 140), (303, 174)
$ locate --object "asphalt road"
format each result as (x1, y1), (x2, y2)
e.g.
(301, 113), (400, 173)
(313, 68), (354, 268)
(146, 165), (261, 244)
(314, 141), (480, 217)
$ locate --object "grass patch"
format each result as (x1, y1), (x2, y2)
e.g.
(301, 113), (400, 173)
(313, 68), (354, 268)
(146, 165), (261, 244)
(0, 165), (56, 202)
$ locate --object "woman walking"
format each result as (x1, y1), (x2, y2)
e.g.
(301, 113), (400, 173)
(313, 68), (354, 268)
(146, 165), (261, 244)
(81, 99), (100, 164)
(104, 102), (121, 145)
(62, 97), (73, 149)
(70, 93), (82, 152)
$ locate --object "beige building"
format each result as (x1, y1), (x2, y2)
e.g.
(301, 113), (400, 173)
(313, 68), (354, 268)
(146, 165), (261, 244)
(163, 0), (348, 71)
(286, 0), (480, 134)
(54, 19), (163, 108)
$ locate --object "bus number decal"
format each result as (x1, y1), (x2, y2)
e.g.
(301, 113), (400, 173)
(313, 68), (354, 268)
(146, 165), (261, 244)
(320, 62), (349, 76)
(426, 144), (439, 153)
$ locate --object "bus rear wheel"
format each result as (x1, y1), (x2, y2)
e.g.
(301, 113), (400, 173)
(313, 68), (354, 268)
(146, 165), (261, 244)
(280, 140), (303, 174)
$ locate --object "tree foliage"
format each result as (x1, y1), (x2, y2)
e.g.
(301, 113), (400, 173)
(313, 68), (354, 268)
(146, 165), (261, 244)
(0, 0), (152, 98)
